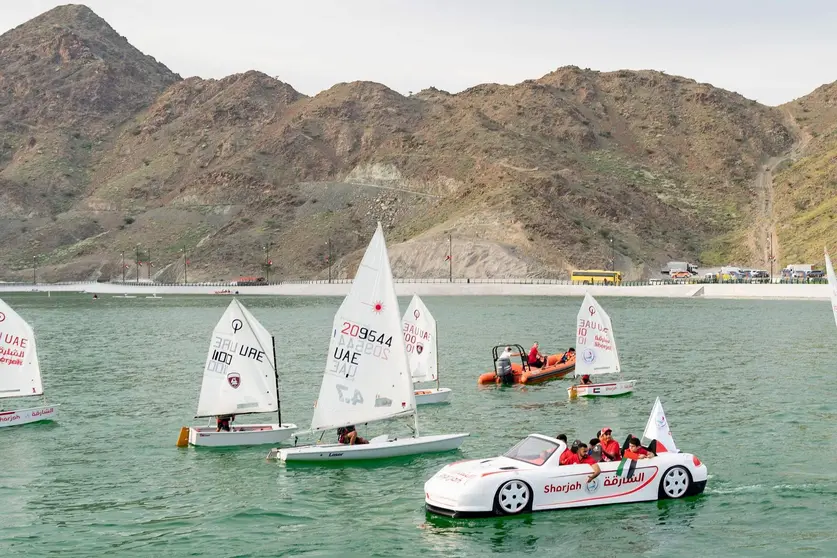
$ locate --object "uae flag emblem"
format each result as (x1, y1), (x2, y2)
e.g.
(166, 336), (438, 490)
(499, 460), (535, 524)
(616, 457), (637, 479)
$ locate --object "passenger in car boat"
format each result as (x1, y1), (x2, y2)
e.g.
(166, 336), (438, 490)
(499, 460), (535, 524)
(577, 443), (602, 482)
(216, 414), (235, 432)
(599, 427), (621, 461)
(528, 342), (546, 368)
(337, 425), (368, 445)
(588, 438), (603, 462)
(559, 440), (582, 465)
(624, 436), (654, 459)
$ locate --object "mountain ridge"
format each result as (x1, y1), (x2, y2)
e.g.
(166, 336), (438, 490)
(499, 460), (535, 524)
(0, 4), (832, 282)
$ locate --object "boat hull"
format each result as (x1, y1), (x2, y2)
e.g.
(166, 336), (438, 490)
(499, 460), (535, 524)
(188, 423), (298, 447)
(270, 432), (469, 462)
(478, 354), (576, 385)
(415, 387), (452, 405)
(0, 404), (59, 428)
(569, 380), (636, 398)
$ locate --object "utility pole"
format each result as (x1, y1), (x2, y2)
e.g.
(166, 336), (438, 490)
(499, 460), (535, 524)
(448, 233), (452, 283)
(147, 249), (152, 282)
(263, 241), (271, 284)
(768, 232), (774, 281)
(610, 237), (614, 271)
(327, 238), (332, 284)
(32, 255), (37, 285)
(135, 244), (140, 284)
(121, 251), (125, 283)
(181, 249), (188, 285)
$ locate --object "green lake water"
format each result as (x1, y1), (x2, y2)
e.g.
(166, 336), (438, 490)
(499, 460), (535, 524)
(1, 293), (836, 557)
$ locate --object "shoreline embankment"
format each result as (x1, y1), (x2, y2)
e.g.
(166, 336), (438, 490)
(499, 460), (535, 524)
(0, 281), (830, 300)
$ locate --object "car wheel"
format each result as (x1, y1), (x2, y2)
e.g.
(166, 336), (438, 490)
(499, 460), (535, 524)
(493, 479), (532, 515)
(658, 466), (692, 499)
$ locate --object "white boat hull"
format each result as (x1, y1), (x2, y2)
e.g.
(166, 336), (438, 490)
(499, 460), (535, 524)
(0, 404), (59, 428)
(188, 423), (298, 447)
(569, 380), (636, 398)
(269, 432), (469, 462)
(414, 387), (452, 405)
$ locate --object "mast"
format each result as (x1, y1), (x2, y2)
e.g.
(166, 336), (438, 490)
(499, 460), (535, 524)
(272, 335), (281, 426)
(434, 317), (440, 391)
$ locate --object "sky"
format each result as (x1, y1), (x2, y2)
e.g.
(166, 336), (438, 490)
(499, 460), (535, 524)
(3, 0), (837, 106)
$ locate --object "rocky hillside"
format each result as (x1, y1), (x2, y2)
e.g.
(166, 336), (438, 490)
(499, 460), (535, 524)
(0, 4), (821, 283)
(773, 83), (837, 265)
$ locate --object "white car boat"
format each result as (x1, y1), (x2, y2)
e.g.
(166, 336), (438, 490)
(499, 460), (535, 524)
(425, 398), (705, 517)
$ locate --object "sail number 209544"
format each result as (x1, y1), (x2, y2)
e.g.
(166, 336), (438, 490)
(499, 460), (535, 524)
(340, 322), (393, 346)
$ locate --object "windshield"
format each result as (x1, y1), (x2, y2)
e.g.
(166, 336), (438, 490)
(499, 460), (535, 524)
(504, 436), (560, 466)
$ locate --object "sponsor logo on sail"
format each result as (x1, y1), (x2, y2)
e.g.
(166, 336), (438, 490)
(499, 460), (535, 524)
(227, 372), (241, 389)
(416, 344), (424, 355)
(582, 348), (596, 364)
(656, 414), (667, 428)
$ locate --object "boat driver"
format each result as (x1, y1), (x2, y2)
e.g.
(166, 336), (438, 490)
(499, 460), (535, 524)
(528, 342), (546, 368)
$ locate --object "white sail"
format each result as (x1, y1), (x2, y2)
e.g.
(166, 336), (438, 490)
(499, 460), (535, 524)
(575, 293), (620, 376)
(642, 397), (678, 453)
(0, 298), (43, 398)
(402, 295), (438, 384)
(310, 223), (416, 431)
(195, 299), (278, 417)
(826, 248), (837, 330)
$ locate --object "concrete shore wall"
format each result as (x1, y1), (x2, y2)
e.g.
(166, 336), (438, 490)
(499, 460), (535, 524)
(0, 281), (830, 300)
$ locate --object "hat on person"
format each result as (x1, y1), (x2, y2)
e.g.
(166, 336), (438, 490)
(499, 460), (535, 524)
(601, 426), (613, 435)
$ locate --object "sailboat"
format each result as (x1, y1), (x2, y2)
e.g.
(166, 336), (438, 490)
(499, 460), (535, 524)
(825, 248), (837, 329)
(642, 396), (678, 453)
(268, 223), (469, 462)
(403, 295), (452, 405)
(176, 298), (297, 447)
(568, 293), (635, 398)
(0, 298), (59, 428)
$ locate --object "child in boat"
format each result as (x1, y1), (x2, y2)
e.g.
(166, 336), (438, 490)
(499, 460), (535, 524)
(216, 414), (235, 432)
(337, 425), (368, 445)
(580, 374), (592, 385)
(559, 347), (576, 364)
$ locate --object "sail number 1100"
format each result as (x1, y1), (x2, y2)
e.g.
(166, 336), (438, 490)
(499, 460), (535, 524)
(340, 322), (393, 346)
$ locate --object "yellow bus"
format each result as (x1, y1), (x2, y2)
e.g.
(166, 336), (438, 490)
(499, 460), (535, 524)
(570, 270), (622, 285)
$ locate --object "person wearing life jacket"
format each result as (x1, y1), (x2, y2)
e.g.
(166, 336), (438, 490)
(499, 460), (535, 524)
(559, 347), (576, 364)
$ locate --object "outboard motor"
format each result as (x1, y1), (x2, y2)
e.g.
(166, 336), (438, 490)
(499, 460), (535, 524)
(496, 357), (513, 385)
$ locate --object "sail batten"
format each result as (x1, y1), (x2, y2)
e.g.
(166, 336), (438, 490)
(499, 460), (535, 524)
(310, 223), (417, 432)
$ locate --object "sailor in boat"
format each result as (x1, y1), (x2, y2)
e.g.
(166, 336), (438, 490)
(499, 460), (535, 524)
(337, 425), (368, 445)
(216, 414), (235, 432)
(558, 347), (575, 364)
(527, 342), (546, 368)
(580, 374), (593, 385)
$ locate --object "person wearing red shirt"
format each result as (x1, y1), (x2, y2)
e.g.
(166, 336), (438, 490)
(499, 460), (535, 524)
(624, 436), (654, 459)
(599, 427), (621, 461)
(528, 342), (545, 368)
(578, 442), (601, 483)
(559, 443), (580, 465)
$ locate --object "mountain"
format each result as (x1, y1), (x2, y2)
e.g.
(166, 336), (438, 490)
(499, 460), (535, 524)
(772, 82), (837, 265)
(0, 4), (823, 283)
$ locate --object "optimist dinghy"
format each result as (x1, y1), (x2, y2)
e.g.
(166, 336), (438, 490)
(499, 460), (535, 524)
(568, 293), (635, 398)
(176, 299), (297, 447)
(268, 223), (468, 462)
(0, 298), (59, 428)
(403, 295), (452, 405)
